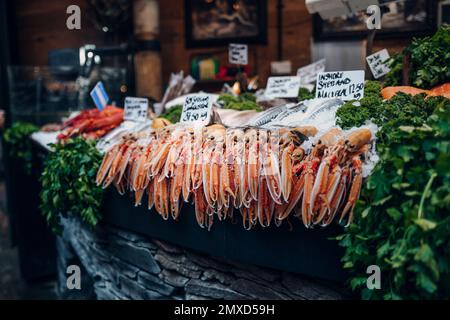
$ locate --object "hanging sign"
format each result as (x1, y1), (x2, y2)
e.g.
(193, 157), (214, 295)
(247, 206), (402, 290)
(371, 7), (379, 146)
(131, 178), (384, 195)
(90, 81), (109, 111)
(229, 43), (248, 65)
(124, 97), (149, 122)
(315, 70), (365, 100)
(265, 76), (301, 99)
(297, 58), (326, 85)
(180, 95), (212, 126)
(366, 49), (391, 79)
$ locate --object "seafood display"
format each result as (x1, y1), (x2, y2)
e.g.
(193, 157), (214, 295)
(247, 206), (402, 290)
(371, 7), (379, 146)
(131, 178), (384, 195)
(57, 106), (124, 141)
(381, 83), (450, 100)
(95, 123), (374, 230)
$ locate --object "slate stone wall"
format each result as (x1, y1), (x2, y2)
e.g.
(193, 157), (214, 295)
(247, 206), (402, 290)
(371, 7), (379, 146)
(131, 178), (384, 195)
(57, 218), (346, 300)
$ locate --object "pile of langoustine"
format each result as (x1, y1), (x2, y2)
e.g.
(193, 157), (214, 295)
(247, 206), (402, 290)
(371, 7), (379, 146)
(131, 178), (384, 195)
(95, 124), (374, 230)
(57, 106), (124, 140)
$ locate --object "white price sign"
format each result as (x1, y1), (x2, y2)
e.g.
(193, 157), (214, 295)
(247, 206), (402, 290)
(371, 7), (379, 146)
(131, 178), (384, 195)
(297, 59), (326, 85)
(229, 43), (248, 65)
(316, 70), (365, 101)
(124, 97), (149, 122)
(265, 76), (301, 99)
(366, 49), (391, 79)
(181, 95), (212, 126)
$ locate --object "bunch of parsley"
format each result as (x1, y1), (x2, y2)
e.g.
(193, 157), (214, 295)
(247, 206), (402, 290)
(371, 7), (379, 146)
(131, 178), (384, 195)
(3, 122), (39, 174)
(384, 26), (450, 89)
(40, 138), (104, 233)
(338, 96), (450, 299)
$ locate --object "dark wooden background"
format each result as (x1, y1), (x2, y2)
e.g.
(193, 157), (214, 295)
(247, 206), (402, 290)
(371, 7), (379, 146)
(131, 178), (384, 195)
(12, 0), (411, 86)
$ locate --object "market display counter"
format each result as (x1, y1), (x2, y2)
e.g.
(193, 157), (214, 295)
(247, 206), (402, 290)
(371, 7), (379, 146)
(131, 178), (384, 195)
(103, 189), (347, 283)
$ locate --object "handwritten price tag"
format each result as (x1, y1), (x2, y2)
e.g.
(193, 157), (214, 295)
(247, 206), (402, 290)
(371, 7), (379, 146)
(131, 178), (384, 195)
(297, 59), (326, 85)
(316, 70), (365, 101)
(265, 76), (301, 99)
(124, 97), (149, 122)
(366, 49), (391, 79)
(181, 95), (212, 126)
(229, 43), (248, 65)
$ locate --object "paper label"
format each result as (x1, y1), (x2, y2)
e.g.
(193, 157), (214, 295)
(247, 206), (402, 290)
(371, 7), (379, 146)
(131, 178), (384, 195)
(366, 49), (391, 79)
(297, 59), (326, 85)
(315, 70), (365, 101)
(229, 43), (248, 65)
(181, 95), (212, 125)
(124, 97), (149, 122)
(90, 81), (109, 111)
(265, 76), (301, 99)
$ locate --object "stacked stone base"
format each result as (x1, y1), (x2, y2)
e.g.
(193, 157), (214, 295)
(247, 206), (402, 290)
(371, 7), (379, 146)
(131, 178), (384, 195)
(57, 218), (345, 300)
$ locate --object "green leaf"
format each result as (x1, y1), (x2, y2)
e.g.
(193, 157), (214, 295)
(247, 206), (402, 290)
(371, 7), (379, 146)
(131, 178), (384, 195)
(414, 219), (437, 231)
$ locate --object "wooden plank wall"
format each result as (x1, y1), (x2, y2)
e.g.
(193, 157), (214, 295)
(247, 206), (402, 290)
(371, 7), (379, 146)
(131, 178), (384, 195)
(12, 0), (409, 84)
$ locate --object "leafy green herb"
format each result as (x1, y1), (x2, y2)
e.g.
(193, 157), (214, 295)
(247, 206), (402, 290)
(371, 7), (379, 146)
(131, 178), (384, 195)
(161, 105), (183, 123)
(338, 94), (450, 299)
(298, 87), (315, 102)
(217, 93), (261, 111)
(384, 26), (450, 89)
(40, 138), (103, 234)
(3, 122), (39, 174)
(335, 81), (383, 129)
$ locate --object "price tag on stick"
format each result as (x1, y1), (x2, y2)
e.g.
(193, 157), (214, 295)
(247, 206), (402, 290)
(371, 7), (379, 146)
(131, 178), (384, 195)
(124, 97), (149, 122)
(181, 95), (212, 126)
(265, 76), (301, 99)
(90, 81), (109, 111)
(315, 70), (365, 101)
(229, 43), (248, 65)
(297, 59), (326, 85)
(366, 49), (391, 79)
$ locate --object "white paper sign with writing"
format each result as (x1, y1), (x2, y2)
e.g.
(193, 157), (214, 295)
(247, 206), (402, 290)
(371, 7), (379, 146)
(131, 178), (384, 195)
(229, 43), (248, 65)
(265, 76), (301, 99)
(366, 49), (391, 79)
(316, 70), (365, 101)
(181, 95), (212, 125)
(124, 97), (149, 122)
(297, 59), (326, 85)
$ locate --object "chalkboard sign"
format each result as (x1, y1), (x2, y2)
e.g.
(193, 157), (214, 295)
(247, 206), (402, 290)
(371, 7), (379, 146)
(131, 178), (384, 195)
(265, 76), (301, 99)
(229, 43), (248, 65)
(124, 97), (149, 122)
(315, 70), (365, 101)
(366, 49), (391, 79)
(181, 95), (212, 126)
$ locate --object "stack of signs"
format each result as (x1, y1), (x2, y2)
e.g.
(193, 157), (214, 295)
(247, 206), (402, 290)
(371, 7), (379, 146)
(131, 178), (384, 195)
(229, 43), (248, 65)
(297, 59), (326, 85)
(315, 70), (365, 100)
(124, 97), (149, 122)
(90, 81), (109, 111)
(366, 49), (391, 79)
(265, 76), (301, 99)
(180, 95), (212, 126)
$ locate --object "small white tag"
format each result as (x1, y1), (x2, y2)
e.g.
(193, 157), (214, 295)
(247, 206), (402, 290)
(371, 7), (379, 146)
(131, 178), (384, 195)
(366, 49), (391, 79)
(297, 59), (326, 85)
(124, 97), (149, 122)
(181, 95), (212, 126)
(229, 43), (248, 65)
(265, 76), (301, 99)
(316, 70), (365, 101)
(271, 60), (292, 75)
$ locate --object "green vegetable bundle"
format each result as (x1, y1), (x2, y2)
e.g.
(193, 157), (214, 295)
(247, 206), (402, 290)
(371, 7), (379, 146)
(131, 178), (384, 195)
(384, 26), (450, 89)
(40, 138), (104, 233)
(3, 122), (39, 174)
(217, 93), (261, 111)
(161, 105), (183, 123)
(298, 87), (315, 102)
(337, 93), (450, 299)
